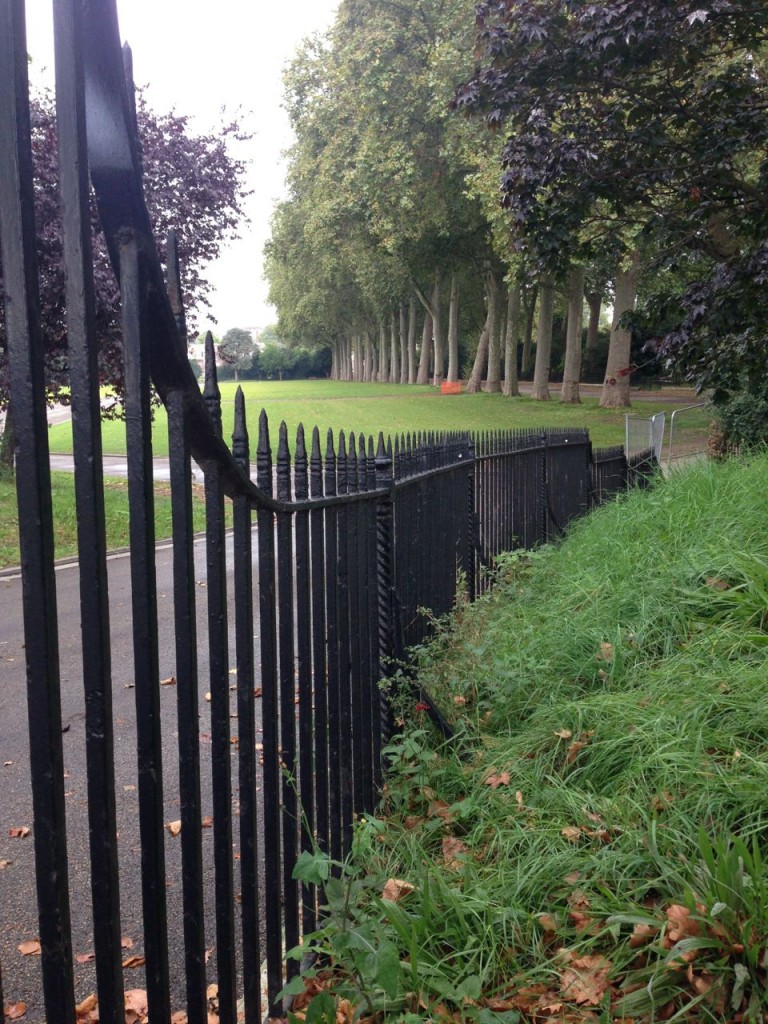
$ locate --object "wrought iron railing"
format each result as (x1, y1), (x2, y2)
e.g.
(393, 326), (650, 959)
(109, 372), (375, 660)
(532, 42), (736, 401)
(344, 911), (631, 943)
(0, 2), (656, 1021)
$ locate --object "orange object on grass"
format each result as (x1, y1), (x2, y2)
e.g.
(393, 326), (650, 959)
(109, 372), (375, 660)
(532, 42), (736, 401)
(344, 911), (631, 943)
(440, 381), (462, 394)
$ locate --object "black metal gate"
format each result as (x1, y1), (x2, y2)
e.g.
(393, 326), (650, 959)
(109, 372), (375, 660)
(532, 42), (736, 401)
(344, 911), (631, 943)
(0, 2), (654, 1021)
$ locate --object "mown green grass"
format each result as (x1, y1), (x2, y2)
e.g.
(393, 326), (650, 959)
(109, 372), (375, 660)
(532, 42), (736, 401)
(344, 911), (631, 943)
(47, 380), (711, 457)
(0, 473), (208, 569)
(296, 454), (768, 1022)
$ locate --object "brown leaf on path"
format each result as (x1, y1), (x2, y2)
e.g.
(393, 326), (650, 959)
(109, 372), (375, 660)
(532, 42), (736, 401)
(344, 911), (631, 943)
(171, 1013), (189, 1024)
(75, 993), (97, 1016)
(253, 688), (262, 697)
(124, 989), (149, 1024)
(166, 820), (182, 837)
(4, 1003), (27, 1020)
(202, 816), (214, 828)
(160, 676), (176, 686)
(75, 951), (96, 964)
(207, 982), (219, 1000)
(121, 937), (134, 949)
(559, 954), (612, 1005)
(122, 955), (146, 969)
(8, 827), (30, 838)
(0, 859), (12, 869)
(17, 941), (41, 956)
(442, 836), (469, 868)
(207, 1014), (219, 1024)
(484, 770), (510, 789)
(381, 878), (415, 902)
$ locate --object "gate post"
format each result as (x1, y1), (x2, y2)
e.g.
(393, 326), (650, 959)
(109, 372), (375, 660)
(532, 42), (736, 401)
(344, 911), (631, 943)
(374, 434), (396, 761)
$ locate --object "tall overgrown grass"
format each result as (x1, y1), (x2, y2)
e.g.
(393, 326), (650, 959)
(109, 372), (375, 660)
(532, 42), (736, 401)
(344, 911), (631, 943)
(292, 454), (768, 1023)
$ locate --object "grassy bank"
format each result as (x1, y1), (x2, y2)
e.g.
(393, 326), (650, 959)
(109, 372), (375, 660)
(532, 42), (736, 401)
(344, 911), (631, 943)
(291, 454), (768, 1023)
(46, 380), (711, 457)
(0, 473), (208, 568)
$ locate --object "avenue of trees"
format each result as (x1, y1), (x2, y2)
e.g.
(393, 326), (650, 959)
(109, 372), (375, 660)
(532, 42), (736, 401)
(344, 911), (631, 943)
(265, 0), (768, 420)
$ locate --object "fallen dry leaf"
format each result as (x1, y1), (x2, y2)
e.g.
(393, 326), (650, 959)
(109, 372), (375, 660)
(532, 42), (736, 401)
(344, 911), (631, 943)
(122, 955), (146, 969)
(121, 937), (134, 949)
(665, 904), (700, 945)
(442, 836), (469, 868)
(166, 820), (182, 837)
(124, 989), (148, 1024)
(207, 983), (219, 999)
(453, 695), (467, 706)
(205, 692), (211, 703)
(0, 859), (12, 869)
(566, 740), (589, 765)
(484, 770), (511, 789)
(562, 826), (582, 843)
(554, 728), (573, 740)
(202, 816), (214, 828)
(160, 676), (176, 686)
(381, 878), (415, 902)
(75, 993), (98, 1015)
(17, 941), (41, 956)
(515, 790), (524, 809)
(75, 951), (96, 964)
(4, 1003), (26, 1020)
(427, 799), (453, 822)
(538, 912), (559, 932)
(8, 827), (30, 839)
(171, 1013), (189, 1024)
(336, 998), (354, 1024)
(560, 954), (612, 1005)
(253, 688), (262, 697)
(629, 922), (659, 948)
(705, 576), (730, 591)
(596, 641), (614, 661)
(3, 760), (13, 766)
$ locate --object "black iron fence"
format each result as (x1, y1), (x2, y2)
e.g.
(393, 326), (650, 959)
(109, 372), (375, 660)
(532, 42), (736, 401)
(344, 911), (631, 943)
(0, 2), (656, 1021)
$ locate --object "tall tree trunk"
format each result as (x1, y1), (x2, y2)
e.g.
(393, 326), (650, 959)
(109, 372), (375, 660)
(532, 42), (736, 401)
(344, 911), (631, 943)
(407, 295), (417, 384)
(331, 342), (338, 380)
(364, 332), (372, 382)
(466, 311), (490, 393)
(532, 276), (555, 400)
(417, 307), (432, 385)
(390, 310), (400, 384)
(561, 265), (586, 404)
(485, 269), (502, 393)
(430, 275), (443, 385)
(399, 303), (408, 384)
(601, 251), (640, 408)
(0, 406), (16, 476)
(586, 291), (602, 350)
(447, 272), (460, 382)
(521, 284), (538, 376)
(503, 283), (521, 397)
(370, 331), (378, 381)
(379, 322), (389, 383)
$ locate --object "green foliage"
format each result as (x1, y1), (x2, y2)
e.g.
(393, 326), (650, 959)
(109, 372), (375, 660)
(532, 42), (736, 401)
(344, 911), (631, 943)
(716, 388), (768, 450)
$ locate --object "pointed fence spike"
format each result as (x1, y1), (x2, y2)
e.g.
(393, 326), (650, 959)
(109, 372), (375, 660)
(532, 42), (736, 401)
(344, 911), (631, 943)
(277, 421), (291, 500)
(203, 331), (222, 436)
(232, 386), (250, 471)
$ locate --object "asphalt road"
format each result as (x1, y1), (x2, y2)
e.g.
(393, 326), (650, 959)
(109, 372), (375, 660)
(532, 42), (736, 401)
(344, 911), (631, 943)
(0, 532), (262, 1019)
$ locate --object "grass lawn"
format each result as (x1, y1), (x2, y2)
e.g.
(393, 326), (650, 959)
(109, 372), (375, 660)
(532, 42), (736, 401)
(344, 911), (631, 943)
(290, 453), (768, 1023)
(47, 380), (712, 457)
(0, 473), (208, 569)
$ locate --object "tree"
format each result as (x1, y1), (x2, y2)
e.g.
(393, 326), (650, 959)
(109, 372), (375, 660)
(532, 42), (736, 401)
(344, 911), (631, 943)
(218, 328), (255, 380)
(0, 89), (251, 409)
(455, 1), (768, 400)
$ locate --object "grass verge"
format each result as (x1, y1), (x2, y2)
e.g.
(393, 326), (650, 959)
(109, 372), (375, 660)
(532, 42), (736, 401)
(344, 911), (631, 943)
(46, 381), (711, 457)
(290, 454), (768, 1024)
(0, 473), (208, 569)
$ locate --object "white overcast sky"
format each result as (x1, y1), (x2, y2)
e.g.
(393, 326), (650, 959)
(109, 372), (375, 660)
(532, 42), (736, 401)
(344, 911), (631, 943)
(25, 0), (340, 335)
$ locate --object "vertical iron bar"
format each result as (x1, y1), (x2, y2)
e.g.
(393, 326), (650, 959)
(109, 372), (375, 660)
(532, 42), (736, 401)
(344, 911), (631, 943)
(375, 436), (396, 762)
(347, 436), (364, 822)
(233, 390), (261, 1024)
(167, 388), (207, 1024)
(366, 437), (382, 799)
(257, 412), (283, 1015)
(202, 343), (237, 1022)
(310, 429), (329, 858)
(277, 423), (300, 974)
(294, 425), (316, 936)
(0, 2), (75, 1016)
(120, 233), (171, 1019)
(324, 431), (342, 863)
(336, 433), (353, 855)
(53, 0), (124, 1019)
